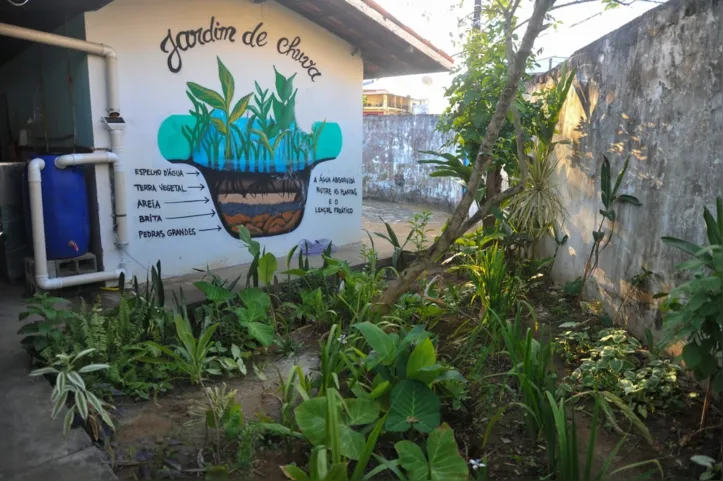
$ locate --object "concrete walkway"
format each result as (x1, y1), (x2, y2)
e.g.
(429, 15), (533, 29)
(0, 284), (116, 481)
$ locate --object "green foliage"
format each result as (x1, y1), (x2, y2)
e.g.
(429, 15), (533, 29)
(18, 293), (73, 355)
(559, 326), (683, 418)
(20, 262), (178, 399)
(394, 423), (469, 481)
(545, 392), (662, 481)
(661, 197), (723, 394)
(495, 309), (556, 441)
(238, 225), (278, 287)
(578, 154), (642, 297)
(30, 349), (114, 439)
(408, 211), (434, 253)
(373, 218), (415, 271)
(352, 323), (464, 434)
(294, 390), (379, 461)
(507, 66), (575, 239)
(691, 455), (722, 480)
(145, 316), (219, 384)
(437, 16), (539, 184)
(233, 288), (275, 347)
(386, 379), (441, 434)
(507, 138), (566, 239)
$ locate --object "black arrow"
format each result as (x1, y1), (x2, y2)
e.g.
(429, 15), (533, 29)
(164, 197), (210, 205)
(187, 185), (205, 191)
(185, 171), (200, 177)
(200, 225), (222, 233)
(167, 211), (216, 220)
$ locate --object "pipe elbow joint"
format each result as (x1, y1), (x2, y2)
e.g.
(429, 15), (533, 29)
(28, 158), (45, 182)
(102, 45), (117, 59)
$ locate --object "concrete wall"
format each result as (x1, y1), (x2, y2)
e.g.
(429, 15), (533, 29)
(0, 16), (93, 153)
(363, 114), (461, 212)
(537, 0), (723, 340)
(84, 0), (363, 279)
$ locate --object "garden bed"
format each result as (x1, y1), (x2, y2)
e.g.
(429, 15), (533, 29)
(18, 229), (722, 481)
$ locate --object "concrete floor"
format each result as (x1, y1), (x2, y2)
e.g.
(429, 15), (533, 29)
(0, 283), (116, 481)
(362, 199), (449, 253)
(0, 200), (446, 480)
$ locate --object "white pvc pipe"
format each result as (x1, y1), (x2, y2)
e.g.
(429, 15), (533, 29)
(28, 158), (125, 290)
(55, 151), (129, 249)
(0, 23), (120, 114)
(1, 22), (129, 289)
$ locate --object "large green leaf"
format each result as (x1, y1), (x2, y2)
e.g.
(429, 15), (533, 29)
(245, 322), (274, 347)
(425, 423), (469, 481)
(344, 398), (379, 426)
(386, 380), (440, 434)
(187, 82), (225, 110)
(238, 288), (270, 322)
(394, 441), (428, 481)
(258, 253), (278, 285)
(682, 342), (702, 368)
(296, 398), (327, 445)
(194, 281), (234, 304)
(338, 425), (365, 461)
(294, 397), (366, 461)
(217, 57), (234, 106)
(406, 338), (438, 385)
(354, 323), (395, 366)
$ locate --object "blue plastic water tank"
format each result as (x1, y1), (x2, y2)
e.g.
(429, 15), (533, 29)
(25, 154), (91, 260)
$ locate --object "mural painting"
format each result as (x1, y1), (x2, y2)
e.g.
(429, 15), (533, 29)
(157, 57), (343, 237)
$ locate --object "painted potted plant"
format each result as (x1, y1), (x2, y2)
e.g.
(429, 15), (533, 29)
(158, 58), (343, 237)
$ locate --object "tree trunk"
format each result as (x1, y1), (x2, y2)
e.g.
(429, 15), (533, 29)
(378, 0), (554, 311)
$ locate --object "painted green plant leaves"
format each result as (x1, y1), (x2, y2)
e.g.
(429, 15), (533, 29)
(187, 57), (253, 164)
(394, 423), (469, 481)
(158, 59), (342, 174)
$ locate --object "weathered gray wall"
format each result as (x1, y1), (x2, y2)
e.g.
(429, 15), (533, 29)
(537, 0), (722, 340)
(363, 115), (461, 212)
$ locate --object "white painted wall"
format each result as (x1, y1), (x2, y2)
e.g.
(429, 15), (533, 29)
(84, 0), (363, 279)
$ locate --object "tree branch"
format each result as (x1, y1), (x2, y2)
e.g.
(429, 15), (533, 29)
(377, 0), (557, 310)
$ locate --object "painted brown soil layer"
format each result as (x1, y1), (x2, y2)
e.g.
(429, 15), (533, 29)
(223, 210), (302, 236)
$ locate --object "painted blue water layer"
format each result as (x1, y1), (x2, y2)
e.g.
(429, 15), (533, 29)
(158, 115), (342, 173)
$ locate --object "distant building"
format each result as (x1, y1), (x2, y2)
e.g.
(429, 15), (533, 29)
(363, 89), (428, 116)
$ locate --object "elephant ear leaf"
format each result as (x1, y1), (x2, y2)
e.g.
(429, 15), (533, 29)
(395, 440), (429, 481)
(395, 424), (468, 481)
(425, 423), (469, 481)
(386, 380), (440, 434)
